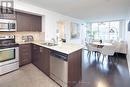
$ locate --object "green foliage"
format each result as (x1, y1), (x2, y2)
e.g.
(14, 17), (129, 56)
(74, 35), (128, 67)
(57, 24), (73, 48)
(86, 30), (97, 39)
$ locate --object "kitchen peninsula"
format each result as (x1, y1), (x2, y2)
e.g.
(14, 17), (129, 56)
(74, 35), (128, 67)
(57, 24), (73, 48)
(19, 42), (83, 87)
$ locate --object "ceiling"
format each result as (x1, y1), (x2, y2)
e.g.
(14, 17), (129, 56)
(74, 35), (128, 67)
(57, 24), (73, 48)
(18, 0), (130, 21)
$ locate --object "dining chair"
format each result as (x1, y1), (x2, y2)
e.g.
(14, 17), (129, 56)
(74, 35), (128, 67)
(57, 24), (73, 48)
(85, 42), (99, 58)
(98, 45), (117, 63)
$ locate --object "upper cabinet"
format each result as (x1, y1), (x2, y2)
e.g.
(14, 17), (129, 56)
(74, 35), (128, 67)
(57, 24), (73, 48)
(16, 12), (42, 32)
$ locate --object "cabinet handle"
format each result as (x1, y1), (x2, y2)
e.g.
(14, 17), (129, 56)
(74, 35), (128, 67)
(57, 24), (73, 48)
(40, 47), (43, 52)
(33, 46), (37, 50)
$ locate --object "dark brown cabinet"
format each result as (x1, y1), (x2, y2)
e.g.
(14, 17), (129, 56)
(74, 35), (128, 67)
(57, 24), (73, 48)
(19, 44), (32, 66)
(32, 44), (40, 67)
(68, 50), (82, 87)
(19, 43), (82, 87)
(16, 12), (42, 32)
(40, 47), (50, 76)
(32, 44), (50, 76)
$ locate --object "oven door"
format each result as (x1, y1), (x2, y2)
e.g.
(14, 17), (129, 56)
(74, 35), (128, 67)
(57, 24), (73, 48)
(0, 47), (19, 66)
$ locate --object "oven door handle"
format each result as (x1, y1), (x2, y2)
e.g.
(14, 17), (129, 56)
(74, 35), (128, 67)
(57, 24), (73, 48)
(0, 47), (16, 51)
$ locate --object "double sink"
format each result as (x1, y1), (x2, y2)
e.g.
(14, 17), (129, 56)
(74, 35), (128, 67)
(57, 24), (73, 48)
(41, 42), (58, 46)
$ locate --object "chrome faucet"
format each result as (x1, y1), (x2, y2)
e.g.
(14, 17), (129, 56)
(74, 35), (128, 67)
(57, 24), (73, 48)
(51, 38), (56, 44)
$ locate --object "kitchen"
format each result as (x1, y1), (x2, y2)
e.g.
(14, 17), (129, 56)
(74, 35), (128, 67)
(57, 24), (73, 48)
(1, 0), (130, 87)
(0, 1), (84, 87)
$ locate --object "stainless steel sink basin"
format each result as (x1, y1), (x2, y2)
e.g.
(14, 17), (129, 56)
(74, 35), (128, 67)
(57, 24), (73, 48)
(41, 42), (58, 46)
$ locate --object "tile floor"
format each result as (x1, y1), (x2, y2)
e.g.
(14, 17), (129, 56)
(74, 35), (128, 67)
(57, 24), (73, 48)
(0, 64), (60, 87)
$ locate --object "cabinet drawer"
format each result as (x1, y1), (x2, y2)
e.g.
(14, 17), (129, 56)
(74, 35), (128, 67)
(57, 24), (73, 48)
(20, 50), (31, 56)
(19, 44), (31, 49)
(32, 45), (40, 50)
(20, 58), (31, 66)
(20, 54), (31, 60)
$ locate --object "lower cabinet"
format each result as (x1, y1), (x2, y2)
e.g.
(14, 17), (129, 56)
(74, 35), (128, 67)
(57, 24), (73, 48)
(32, 44), (50, 76)
(19, 43), (82, 87)
(68, 50), (82, 87)
(19, 44), (32, 66)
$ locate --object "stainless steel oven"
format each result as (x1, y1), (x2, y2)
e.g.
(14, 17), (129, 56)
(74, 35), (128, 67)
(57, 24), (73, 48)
(0, 47), (19, 63)
(0, 35), (19, 75)
(0, 19), (16, 31)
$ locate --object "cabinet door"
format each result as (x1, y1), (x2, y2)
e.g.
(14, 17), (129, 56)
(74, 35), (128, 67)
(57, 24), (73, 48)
(32, 44), (50, 76)
(31, 15), (41, 32)
(68, 49), (82, 87)
(40, 47), (50, 76)
(19, 44), (32, 66)
(16, 12), (42, 32)
(32, 44), (40, 67)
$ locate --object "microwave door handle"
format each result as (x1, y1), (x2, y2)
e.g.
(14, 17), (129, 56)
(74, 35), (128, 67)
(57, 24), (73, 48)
(8, 23), (10, 30)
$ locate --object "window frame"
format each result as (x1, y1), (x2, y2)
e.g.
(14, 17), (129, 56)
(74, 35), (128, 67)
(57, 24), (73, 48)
(90, 21), (120, 41)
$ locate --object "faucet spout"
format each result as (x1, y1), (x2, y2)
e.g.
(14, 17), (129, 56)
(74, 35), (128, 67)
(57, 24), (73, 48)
(51, 38), (56, 44)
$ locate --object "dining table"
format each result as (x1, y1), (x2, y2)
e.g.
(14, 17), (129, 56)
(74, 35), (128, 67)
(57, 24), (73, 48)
(90, 42), (113, 48)
(91, 42), (113, 46)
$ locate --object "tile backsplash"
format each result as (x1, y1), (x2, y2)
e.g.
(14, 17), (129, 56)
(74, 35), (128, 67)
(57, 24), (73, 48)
(0, 32), (45, 42)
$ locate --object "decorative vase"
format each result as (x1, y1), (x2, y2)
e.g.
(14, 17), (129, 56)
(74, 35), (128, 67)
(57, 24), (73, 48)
(100, 40), (102, 43)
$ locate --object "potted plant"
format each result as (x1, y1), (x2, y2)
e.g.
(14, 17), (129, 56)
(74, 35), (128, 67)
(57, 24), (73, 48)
(86, 30), (97, 40)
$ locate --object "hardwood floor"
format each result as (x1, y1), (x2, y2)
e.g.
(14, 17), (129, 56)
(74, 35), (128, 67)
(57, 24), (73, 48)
(75, 50), (130, 87)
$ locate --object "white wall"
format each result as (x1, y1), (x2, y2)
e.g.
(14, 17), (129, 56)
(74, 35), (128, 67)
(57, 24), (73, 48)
(126, 7), (130, 73)
(126, 8), (130, 73)
(14, 0), (85, 42)
(127, 32), (130, 74)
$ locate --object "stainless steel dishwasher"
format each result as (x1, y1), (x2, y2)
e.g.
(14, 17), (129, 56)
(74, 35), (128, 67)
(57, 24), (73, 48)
(50, 50), (68, 87)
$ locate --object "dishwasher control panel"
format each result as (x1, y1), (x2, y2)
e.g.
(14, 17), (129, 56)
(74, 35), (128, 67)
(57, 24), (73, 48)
(50, 50), (68, 61)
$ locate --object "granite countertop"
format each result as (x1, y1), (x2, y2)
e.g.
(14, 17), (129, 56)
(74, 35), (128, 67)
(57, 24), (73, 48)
(17, 41), (83, 54)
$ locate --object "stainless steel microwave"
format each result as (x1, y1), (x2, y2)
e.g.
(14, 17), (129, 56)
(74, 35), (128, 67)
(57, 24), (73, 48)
(0, 19), (16, 31)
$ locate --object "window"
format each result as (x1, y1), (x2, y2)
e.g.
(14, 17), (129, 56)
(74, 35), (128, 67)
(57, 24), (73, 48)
(91, 21), (120, 41)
